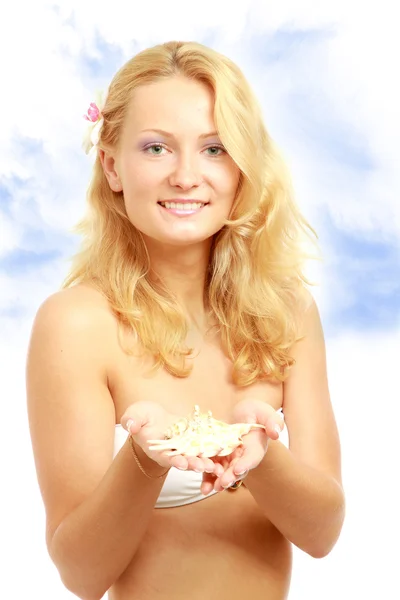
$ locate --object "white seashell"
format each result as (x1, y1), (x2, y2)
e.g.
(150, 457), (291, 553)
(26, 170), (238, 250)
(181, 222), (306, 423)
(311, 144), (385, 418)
(147, 405), (266, 458)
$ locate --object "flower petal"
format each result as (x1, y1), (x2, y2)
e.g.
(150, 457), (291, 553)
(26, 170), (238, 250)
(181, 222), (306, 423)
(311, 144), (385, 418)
(90, 118), (103, 147)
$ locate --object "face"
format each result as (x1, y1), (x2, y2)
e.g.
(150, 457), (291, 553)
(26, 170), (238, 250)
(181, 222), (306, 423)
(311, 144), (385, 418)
(102, 76), (241, 248)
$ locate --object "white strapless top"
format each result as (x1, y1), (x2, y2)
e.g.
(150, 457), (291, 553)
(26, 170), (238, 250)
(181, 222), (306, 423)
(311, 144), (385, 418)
(114, 411), (289, 509)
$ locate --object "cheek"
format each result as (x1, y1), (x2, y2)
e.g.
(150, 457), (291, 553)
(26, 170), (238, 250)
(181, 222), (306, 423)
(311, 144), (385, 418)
(126, 166), (156, 190)
(219, 165), (241, 198)
(121, 158), (164, 190)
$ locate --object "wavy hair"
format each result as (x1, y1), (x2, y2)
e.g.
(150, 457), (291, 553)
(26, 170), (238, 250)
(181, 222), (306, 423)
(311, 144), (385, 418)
(63, 40), (319, 386)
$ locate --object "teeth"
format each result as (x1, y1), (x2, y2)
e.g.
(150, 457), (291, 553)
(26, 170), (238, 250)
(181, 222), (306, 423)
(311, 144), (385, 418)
(160, 202), (205, 210)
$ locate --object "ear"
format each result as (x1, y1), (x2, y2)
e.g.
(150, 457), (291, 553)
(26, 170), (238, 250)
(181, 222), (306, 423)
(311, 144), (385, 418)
(98, 149), (123, 192)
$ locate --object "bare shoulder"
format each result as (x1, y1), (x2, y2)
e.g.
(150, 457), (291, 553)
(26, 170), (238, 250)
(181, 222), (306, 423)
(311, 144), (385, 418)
(26, 284), (120, 545)
(283, 287), (342, 483)
(29, 283), (123, 367)
(292, 285), (317, 326)
(33, 282), (115, 329)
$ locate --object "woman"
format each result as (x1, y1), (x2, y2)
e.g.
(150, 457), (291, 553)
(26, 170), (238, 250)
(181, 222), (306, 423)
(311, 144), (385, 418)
(27, 40), (345, 600)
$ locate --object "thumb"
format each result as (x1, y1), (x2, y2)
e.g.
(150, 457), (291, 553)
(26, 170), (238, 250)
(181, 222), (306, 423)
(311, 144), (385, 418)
(242, 412), (258, 424)
(120, 411), (148, 435)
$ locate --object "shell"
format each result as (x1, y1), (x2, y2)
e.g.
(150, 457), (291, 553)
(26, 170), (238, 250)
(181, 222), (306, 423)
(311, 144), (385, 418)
(147, 405), (266, 458)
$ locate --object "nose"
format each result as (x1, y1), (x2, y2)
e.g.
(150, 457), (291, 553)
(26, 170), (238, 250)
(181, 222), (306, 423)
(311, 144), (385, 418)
(168, 153), (202, 190)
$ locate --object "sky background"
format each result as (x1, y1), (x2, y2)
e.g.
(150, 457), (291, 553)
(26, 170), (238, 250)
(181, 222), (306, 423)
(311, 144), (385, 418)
(1, 0), (399, 598)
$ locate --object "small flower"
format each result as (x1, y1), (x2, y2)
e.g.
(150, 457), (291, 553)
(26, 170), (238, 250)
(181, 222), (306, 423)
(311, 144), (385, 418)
(82, 89), (107, 156)
(84, 102), (101, 123)
(82, 114), (104, 155)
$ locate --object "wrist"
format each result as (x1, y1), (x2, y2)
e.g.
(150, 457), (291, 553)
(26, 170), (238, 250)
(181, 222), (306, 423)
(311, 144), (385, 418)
(127, 436), (170, 479)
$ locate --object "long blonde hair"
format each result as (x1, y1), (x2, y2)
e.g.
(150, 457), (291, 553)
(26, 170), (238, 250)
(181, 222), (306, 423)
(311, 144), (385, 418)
(63, 40), (319, 386)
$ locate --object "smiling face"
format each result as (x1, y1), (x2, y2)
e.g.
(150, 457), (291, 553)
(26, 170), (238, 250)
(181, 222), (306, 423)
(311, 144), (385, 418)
(102, 76), (241, 249)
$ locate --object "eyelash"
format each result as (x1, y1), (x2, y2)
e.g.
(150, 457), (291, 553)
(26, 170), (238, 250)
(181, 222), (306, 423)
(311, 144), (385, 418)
(143, 143), (226, 156)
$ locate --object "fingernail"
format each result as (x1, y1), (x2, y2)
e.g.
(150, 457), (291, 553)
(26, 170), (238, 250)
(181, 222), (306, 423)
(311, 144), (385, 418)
(194, 468), (203, 473)
(126, 419), (134, 432)
(222, 481), (235, 489)
(235, 469), (248, 476)
(274, 425), (281, 436)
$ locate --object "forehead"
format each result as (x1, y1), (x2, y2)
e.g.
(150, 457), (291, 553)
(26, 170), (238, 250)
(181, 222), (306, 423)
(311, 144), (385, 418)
(125, 76), (216, 135)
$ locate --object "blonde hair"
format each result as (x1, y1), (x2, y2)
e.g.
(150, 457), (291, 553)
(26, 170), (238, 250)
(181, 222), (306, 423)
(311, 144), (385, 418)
(63, 40), (319, 386)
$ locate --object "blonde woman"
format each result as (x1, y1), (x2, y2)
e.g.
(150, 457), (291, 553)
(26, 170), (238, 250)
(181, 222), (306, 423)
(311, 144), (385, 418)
(27, 41), (345, 600)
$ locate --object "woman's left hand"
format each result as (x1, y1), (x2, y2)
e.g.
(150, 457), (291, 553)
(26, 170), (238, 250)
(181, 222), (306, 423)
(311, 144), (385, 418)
(201, 399), (284, 494)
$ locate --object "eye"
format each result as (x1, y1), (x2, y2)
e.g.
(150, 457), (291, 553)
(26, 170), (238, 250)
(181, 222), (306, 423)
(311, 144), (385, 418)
(205, 145), (226, 156)
(143, 143), (167, 155)
(142, 143), (227, 157)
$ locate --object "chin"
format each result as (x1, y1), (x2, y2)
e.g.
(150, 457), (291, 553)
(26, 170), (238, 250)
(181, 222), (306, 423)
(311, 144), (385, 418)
(141, 223), (224, 248)
(162, 234), (213, 247)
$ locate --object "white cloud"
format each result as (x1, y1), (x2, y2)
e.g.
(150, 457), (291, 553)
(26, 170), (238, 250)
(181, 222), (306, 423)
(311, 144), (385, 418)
(292, 331), (400, 599)
(0, 212), (22, 257)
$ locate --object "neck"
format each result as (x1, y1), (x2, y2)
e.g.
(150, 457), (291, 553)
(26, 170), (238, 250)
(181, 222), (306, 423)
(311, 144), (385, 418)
(144, 237), (213, 333)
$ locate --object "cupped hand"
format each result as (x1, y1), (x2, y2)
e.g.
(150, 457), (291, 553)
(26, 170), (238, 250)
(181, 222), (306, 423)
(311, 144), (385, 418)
(120, 401), (222, 476)
(200, 399), (284, 494)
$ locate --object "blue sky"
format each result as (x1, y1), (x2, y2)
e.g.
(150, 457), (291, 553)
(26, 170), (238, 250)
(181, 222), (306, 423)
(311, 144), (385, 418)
(318, 210), (399, 333)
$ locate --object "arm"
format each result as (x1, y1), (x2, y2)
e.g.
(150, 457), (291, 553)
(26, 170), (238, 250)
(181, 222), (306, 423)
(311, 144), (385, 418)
(26, 289), (167, 600)
(245, 296), (345, 558)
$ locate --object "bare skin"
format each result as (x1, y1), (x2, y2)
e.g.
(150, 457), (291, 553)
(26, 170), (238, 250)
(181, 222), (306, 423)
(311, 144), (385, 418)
(109, 493), (292, 600)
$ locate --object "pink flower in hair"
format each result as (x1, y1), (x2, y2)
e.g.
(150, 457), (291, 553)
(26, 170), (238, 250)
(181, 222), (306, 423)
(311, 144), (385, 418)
(82, 89), (107, 156)
(84, 102), (101, 123)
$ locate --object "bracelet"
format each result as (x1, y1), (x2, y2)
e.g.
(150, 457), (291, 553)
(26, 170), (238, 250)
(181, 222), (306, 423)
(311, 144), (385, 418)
(128, 435), (169, 479)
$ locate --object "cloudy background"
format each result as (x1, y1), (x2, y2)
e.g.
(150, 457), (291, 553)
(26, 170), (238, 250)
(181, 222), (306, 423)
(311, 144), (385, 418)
(1, 0), (399, 598)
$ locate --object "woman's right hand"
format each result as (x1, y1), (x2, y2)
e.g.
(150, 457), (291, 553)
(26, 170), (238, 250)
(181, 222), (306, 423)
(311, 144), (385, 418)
(120, 401), (224, 476)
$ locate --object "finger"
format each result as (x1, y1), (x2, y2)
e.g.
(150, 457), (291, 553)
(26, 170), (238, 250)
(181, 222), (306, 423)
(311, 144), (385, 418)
(201, 457), (219, 474)
(239, 402), (285, 441)
(168, 455), (189, 470)
(263, 410), (285, 440)
(214, 467), (239, 492)
(213, 462), (225, 477)
(121, 415), (143, 436)
(207, 453), (237, 491)
(219, 467), (250, 491)
(232, 437), (267, 477)
(210, 449), (241, 481)
(201, 471), (217, 496)
(186, 456), (206, 473)
(201, 478), (216, 496)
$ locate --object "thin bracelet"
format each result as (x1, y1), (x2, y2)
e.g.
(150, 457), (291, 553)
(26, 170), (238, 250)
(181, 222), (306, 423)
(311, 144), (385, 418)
(128, 435), (169, 479)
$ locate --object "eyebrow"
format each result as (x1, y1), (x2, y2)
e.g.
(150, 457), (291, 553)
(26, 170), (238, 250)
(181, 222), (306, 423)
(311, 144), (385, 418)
(139, 128), (220, 139)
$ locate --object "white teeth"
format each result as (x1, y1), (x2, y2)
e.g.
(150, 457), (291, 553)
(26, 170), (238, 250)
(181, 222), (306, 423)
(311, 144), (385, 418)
(160, 202), (205, 210)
